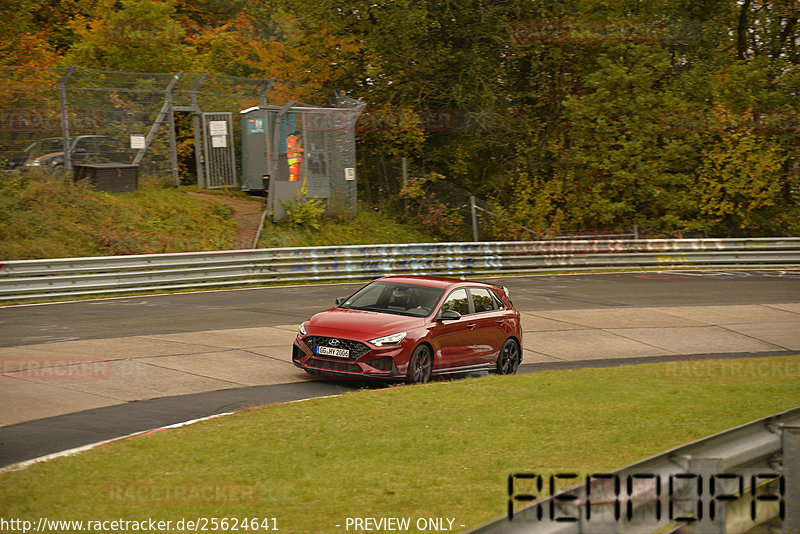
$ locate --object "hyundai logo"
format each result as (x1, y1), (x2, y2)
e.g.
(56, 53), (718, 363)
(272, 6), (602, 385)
(329, 339), (340, 346)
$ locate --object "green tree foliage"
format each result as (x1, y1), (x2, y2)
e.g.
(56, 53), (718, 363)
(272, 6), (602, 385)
(3, 0), (798, 237)
(63, 0), (195, 72)
(691, 123), (787, 236)
(0, 0), (60, 68)
(486, 0), (798, 237)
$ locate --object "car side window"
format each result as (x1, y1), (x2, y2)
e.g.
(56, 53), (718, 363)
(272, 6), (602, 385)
(97, 139), (119, 158)
(492, 291), (506, 310)
(74, 138), (91, 153)
(441, 288), (469, 316)
(470, 287), (497, 313)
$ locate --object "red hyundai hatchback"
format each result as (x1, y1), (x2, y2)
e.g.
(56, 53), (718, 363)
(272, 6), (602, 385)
(292, 275), (522, 384)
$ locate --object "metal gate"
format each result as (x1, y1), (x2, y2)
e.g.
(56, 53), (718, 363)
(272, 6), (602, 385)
(199, 112), (237, 189)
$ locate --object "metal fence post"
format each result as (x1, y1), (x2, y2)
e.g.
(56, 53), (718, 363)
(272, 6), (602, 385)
(266, 101), (296, 216)
(259, 78), (275, 108)
(785, 426), (800, 534)
(470, 196), (479, 242)
(167, 84), (179, 187)
(191, 74), (208, 189)
(58, 66), (76, 172)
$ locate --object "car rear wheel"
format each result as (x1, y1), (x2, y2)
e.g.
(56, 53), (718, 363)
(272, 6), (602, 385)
(406, 345), (433, 384)
(496, 338), (521, 375)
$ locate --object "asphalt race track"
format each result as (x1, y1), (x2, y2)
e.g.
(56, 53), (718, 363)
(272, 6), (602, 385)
(3, 270), (800, 347)
(1, 270), (799, 468)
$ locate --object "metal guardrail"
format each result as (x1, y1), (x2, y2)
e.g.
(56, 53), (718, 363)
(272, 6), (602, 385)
(471, 406), (800, 534)
(1, 238), (799, 302)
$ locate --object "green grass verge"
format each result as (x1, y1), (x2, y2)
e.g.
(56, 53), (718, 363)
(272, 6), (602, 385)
(257, 206), (435, 248)
(0, 172), (436, 260)
(2, 355), (798, 532)
(0, 172), (238, 259)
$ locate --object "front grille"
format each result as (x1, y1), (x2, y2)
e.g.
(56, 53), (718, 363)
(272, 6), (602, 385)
(303, 336), (370, 359)
(307, 358), (362, 373)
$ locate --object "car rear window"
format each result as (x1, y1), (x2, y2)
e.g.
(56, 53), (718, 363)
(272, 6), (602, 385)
(470, 287), (497, 313)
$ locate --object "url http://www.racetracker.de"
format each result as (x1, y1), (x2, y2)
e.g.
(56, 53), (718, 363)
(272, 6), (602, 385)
(0, 517), (280, 533)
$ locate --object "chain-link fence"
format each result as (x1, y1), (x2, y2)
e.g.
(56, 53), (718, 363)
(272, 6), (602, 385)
(1, 67), (178, 176)
(0, 67), (363, 216)
(404, 172), (640, 242)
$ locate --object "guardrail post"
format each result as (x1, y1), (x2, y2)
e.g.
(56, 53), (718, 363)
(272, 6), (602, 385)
(785, 426), (800, 534)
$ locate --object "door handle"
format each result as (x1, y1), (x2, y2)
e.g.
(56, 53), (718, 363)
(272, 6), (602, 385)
(467, 323), (476, 330)
(496, 319), (505, 325)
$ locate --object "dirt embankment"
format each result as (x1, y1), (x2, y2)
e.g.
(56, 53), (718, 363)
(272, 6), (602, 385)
(187, 192), (266, 249)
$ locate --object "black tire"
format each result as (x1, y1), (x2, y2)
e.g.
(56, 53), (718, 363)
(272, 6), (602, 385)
(496, 338), (521, 375)
(406, 344), (433, 384)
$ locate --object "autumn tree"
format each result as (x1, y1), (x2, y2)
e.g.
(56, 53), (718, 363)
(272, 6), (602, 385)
(63, 0), (195, 72)
(4, 0), (797, 236)
(684, 106), (791, 236)
(0, 0), (59, 68)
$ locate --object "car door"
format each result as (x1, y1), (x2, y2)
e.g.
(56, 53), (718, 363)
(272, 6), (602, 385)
(467, 287), (509, 366)
(430, 288), (477, 369)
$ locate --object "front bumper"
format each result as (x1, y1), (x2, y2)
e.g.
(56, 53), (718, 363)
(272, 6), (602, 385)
(292, 336), (405, 379)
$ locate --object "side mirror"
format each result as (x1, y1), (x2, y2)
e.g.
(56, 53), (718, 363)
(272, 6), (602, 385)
(335, 297), (348, 306)
(438, 310), (462, 322)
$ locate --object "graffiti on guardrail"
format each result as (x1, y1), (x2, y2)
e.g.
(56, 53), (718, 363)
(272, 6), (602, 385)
(1, 238), (798, 302)
(657, 254), (689, 264)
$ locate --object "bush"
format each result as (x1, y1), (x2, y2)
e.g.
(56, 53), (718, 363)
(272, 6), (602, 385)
(280, 195), (326, 230)
(398, 173), (463, 240)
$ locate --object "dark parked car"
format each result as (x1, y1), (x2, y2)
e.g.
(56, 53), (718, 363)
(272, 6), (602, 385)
(292, 275), (523, 384)
(17, 135), (131, 169)
(4, 137), (64, 170)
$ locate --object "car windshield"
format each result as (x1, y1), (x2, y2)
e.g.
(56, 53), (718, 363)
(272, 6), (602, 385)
(339, 281), (445, 317)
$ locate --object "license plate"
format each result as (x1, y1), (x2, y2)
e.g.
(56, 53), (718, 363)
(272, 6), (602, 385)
(317, 346), (350, 358)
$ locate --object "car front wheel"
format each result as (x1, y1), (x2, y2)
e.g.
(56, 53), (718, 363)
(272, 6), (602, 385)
(406, 345), (433, 384)
(496, 338), (521, 375)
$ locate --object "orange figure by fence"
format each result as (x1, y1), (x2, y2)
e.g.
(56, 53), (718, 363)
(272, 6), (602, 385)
(286, 134), (303, 182)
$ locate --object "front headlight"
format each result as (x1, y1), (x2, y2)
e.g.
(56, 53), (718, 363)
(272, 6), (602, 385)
(298, 322), (307, 336)
(369, 331), (407, 347)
